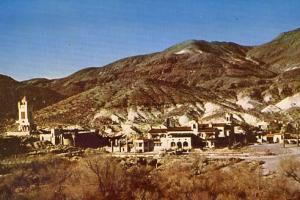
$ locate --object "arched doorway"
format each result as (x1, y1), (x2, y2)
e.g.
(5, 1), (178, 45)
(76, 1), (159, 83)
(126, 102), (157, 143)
(177, 142), (182, 149)
(183, 141), (188, 147)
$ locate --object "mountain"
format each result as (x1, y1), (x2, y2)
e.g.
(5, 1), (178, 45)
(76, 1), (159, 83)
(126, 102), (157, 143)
(0, 74), (64, 131)
(2, 28), (300, 134)
(28, 41), (275, 131)
(27, 40), (275, 98)
(248, 28), (300, 73)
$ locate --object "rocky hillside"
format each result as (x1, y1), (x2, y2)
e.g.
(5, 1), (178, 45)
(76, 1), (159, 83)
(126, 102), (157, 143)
(2, 28), (300, 134)
(29, 41), (272, 129)
(26, 40), (276, 98)
(248, 28), (300, 73)
(0, 74), (64, 131)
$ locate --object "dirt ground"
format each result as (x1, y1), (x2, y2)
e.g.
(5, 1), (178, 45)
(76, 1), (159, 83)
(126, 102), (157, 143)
(110, 143), (300, 175)
(201, 144), (300, 174)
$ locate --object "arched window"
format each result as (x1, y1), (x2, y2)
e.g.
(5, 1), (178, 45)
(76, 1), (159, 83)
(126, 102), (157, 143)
(183, 141), (188, 147)
(171, 142), (176, 147)
(177, 142), (182, 148)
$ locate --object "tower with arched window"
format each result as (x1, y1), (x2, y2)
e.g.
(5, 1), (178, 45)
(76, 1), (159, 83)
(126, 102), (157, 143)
(17, 96), (34, 132)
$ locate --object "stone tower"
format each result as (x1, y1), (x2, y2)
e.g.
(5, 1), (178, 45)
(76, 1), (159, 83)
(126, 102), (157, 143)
(225, 113), (234, 125)
(17, 96), (34, 132)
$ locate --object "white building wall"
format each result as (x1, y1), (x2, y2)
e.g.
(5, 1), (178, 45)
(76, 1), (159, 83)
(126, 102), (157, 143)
(133, 140), (145, 153)
(40, 134), (52, 142)
(215, 127), (225, 137)
(6, 131), (30, 136)
(206, 140), (215, 148)
(160, 137), (192, 150)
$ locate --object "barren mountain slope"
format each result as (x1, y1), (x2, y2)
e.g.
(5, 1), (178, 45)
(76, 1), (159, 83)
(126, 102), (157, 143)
(29, 41), (278, 131)
(248, 28), (300, 73)
(0, 74), (64, 131)
(25, 40), (276, 97)
(3, 28), (300, 132)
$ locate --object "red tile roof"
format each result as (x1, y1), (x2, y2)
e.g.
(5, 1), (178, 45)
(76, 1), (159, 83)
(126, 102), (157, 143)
(212, 123), (228, 126)
(168, 133), (194, 137)
(149, 124), (221, 134)
(149, 126), (193, 134)
(148, 129), (167, 134)
(167, 127), (192, 132)
(199, 128), (218, 132)
(198, 123), (231, 129)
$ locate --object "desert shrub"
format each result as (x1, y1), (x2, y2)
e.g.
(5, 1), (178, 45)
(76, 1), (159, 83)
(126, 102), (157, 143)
(210, 163), (263, 199)
(0, 185), (13, 200)
(279, 157), (300, 184)
(151, 158), (269, 200)
(274, 157), (300, 199)
(86, 156), (128, 199)
(0, 163), (10, 174)
(0, 156), (72, 200)
(126, 165), (159, 200)
(64, 156), (161, 200)
(152, 159), (204, 200)
(0, 137), (28, 158)
(62, 155), (130, 200)
(1, 154), (300, 200)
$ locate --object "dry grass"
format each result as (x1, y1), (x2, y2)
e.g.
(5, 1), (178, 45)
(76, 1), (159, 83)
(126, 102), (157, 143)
(1, 153), (300, 200)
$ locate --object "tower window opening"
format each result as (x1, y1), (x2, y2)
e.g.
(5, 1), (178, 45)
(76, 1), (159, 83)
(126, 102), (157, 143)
(21, 112), (26, 119)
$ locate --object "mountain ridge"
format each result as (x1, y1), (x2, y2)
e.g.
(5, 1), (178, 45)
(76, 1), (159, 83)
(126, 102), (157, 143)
(247, 27), (300, 72)
(1, 28), (300, 133)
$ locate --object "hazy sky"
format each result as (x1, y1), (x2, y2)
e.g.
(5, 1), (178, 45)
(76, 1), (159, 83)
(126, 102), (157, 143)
(1, 0), (300, 81)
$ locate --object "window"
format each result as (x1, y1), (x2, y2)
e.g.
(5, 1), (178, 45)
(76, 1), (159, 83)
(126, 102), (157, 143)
(183, 141), (188, 147)
(155, 143), (161, 146)
(177, 142), (182, 148)
(171, 142), (176, 147)
(21, 112), (26, 119)
(139, 143), (143, 147)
